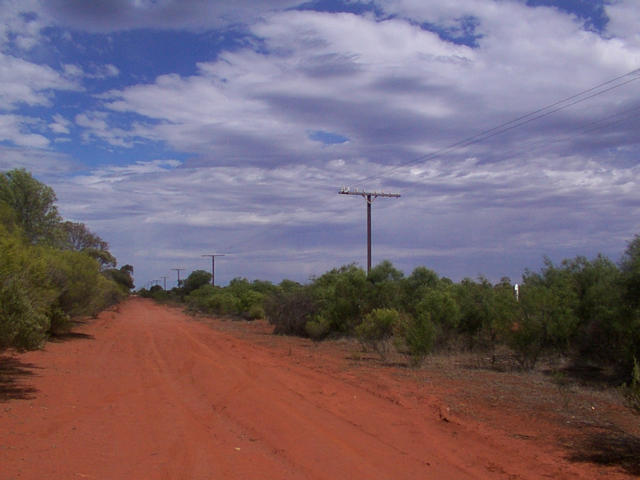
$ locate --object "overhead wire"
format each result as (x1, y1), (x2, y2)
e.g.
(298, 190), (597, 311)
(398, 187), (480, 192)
(355, 67), (640, 185)
(188, 68), (640, 272)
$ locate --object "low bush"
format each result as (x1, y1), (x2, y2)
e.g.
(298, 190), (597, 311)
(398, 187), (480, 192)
(305, 315), (331, 340)
(265, 287), (316, 336)
(395, 312), (437, 367)
(355, 308), (400, 360)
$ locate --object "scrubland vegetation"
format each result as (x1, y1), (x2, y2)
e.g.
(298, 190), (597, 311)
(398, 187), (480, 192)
(0, 169), (133, 351)
(143, 234), (640, 409)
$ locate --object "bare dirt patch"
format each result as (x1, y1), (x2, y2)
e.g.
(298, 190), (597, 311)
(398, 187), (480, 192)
(1, 297), (638, 479)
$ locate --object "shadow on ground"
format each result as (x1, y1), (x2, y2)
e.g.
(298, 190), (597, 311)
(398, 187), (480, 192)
(0, 356), (39, 402)
(568, 430), (640, 476)
(49, 331), (94, 343)
(49, 320), (95, 343)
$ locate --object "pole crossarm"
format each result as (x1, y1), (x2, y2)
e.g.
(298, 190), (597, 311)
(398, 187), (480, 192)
(339, 186), (401, 202)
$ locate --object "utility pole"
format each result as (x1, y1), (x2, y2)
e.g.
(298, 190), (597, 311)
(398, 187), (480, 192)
(171, 268), (184, 287)
(160, 276), (168, 290)
(339, 186), (401, 274)
(202, 254), (225, 286)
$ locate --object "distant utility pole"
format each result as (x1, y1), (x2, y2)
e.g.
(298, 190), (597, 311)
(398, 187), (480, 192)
(171, 268), (184, 287)
(339, 186), (401, 274)
(202, 254), (225, 286)
(160, 276), (168, 290)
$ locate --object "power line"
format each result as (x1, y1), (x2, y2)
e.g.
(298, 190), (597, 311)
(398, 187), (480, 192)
(357, 67), (640, 184)
(484, 103), (640, 162)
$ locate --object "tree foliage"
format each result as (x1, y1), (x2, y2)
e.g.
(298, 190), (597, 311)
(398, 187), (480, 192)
(0, 168), (61, 245)
(259, 246), (640, 380)
(0, 169), (130, 351)
(182, 269), (212, 296)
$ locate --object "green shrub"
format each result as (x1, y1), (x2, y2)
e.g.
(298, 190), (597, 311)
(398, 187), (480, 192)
(305, 315), (331, 340)
(311, 264), (369, 334)
(185, 284), (215, 310)
(0, 278), (50, 350)
(47, 307), (72, 335)
(0, 231), (53, 349)
(246, 303), (265, 320)
(502, 264), (578, 370)
(237, 290), (265, 319)
(355, 308), (400, 359)
(0, 170), (129, 352)
(396, 312), (437, 367)
(205, 292), (241, 315)
(415, 287), (460, 347)
(366, 261), (404, 311)
(182, 270), (211, 296)
(265, 287), (316, 336)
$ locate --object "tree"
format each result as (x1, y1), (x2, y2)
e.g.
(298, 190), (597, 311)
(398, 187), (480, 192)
(182, 270), (212, 296)
(311, 264), (369, 333)
(367, 260), (404, 311)
(60, 221), (117, 268)
(103, 265), (135, 292)
(401, 266), (440, 314)
(505, 260), (579, 369)
(557, 255), (623, 365)
(619, 236), (640, 371)
(61, 221), (106, 250)
(0, 169), (127, 351)
(454, 278), (494, 348)
(621, 235), (640, 310)
(0, 169), (61, 245)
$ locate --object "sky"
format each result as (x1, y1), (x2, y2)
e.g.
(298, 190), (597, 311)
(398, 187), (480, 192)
(1, 0), (639, 289)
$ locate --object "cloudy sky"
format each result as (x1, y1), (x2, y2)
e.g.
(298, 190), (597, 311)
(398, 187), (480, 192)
(1, 0), (639, 288)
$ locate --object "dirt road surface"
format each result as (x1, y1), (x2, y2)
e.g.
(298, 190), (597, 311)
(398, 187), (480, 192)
(1, 298), (636, 479)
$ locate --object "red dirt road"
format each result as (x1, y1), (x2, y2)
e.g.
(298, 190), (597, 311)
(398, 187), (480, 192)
(0, 298), (635, 479)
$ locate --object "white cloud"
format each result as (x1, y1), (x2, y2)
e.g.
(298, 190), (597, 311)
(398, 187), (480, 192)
(606, 0), (640, 46)
(0, 0), (44, 51)
(0, 114), (49, 147)
(94, 11), (476, 158)
(49, 113), (71, 134)
(0, 145), (76, 175)
(40, 0), (302, 32)
(50, 142), (640, 285)
(75, 111), (146, 148)
(0, 53), (79, 110)
(85, 3), (640, 188)
(63, 63), (83, 78)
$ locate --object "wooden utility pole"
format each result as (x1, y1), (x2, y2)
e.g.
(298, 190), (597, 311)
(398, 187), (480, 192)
(339, 187), (400, 274)
(171, 268), (184, 287)
(202, 254), (225, 286)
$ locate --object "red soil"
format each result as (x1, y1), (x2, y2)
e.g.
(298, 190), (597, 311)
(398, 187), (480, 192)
(1, 297), (638, 479)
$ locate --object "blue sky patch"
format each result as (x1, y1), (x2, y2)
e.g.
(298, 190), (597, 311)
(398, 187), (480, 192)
(308, 130), (349, 145)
